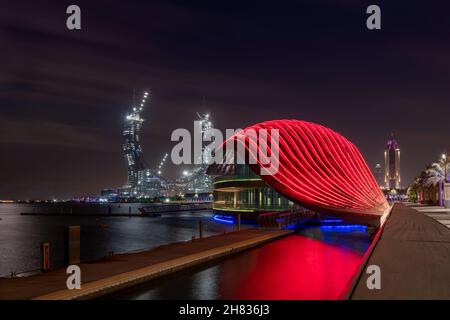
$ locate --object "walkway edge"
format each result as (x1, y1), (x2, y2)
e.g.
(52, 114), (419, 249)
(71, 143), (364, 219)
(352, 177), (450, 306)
(32, 230), (293, 300)
(340, 205), (393, 300)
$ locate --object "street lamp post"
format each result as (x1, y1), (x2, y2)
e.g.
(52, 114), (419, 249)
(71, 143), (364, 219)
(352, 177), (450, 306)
(443, 153), (448, 182)
(443, 153), (448, 208)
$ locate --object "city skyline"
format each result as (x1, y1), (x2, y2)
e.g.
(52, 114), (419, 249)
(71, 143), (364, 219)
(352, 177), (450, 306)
(2, 0), (450, 305)
(2, 1), (450, 199)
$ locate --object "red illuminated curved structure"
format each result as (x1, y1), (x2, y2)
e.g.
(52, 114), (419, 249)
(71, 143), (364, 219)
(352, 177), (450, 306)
(221, 120), (389, 217)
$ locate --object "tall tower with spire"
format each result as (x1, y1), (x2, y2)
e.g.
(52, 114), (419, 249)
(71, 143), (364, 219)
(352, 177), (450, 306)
(384, 133), (401, 190)
(123, 90), (149, 188)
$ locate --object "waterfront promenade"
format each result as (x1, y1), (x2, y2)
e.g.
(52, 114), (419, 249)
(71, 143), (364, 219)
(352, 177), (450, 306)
(0, 228), (292, 300)
(348, 203), (450, 299)
(410, 205), (450, 229)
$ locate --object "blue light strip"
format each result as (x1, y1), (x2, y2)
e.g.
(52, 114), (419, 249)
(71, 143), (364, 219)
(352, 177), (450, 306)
(213, 215), (235, 224)
(320, 225), (367, 232)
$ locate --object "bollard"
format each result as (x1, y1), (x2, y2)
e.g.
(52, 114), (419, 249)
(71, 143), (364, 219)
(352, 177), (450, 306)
(129, 206), (132, 215)
(199, 220), (204, 239)
(70, 206), (73, 215)
(192, 235), (195, 241)
(237, 213), (241, 231)
(64, 225), (80, 265)
(41, 241), (50, 271)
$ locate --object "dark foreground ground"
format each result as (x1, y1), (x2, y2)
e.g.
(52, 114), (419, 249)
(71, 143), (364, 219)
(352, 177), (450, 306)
(0, 229), (291, 299)
(350, 203), (450, 299)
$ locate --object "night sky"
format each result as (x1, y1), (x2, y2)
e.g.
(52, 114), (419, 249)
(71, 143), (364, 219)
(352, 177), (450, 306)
(1, 0), (450, 199)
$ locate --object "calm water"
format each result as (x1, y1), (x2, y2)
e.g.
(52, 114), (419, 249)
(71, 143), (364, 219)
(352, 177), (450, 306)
(111, 225), (372, 300)
(1, 204), (373, 299)
(0, 204), (240, 277)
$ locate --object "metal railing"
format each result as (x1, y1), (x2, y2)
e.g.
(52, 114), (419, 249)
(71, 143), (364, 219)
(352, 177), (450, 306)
(213, 202), (292, 212)
(258, 208), (317, 229)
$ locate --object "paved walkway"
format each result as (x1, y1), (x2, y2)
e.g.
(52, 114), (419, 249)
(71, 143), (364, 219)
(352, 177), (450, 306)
(407, 204), (450, 229)
(349, 203), (450, 299)
(0, 229), (292, 300)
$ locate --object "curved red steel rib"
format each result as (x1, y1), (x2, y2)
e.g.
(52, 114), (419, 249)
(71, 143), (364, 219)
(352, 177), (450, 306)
(222, 119), (389, 216)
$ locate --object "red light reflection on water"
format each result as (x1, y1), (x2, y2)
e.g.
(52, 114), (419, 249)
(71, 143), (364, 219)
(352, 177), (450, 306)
(218, 235), (364, 300)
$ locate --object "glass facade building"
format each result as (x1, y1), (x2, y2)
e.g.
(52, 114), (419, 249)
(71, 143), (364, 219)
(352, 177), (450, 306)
(212, 165), (293, 216)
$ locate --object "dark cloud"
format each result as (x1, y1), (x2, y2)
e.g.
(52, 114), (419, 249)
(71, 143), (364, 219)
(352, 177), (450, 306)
(0, 117), (113, 150)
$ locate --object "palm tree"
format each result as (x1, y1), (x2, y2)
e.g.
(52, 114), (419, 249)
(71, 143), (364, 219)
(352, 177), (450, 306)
(423, 161), (444, 188)
(408, 159), (446, 205)
(407, 176), (423, 203)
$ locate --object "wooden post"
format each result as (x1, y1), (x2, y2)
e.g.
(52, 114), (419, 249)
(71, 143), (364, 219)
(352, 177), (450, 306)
(64, 225), (80, 265)
(237, 213), (241, 231)
(41, 241), (50, 271)
(199, 220), (204, 239)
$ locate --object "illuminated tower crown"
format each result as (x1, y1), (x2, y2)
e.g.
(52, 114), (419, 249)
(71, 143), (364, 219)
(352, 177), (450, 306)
(384, 133), (401, 190)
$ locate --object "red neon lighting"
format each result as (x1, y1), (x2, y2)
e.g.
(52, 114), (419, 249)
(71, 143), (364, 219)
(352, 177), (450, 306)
(222, 120), (388, 215)
(218, 235), (365, 300)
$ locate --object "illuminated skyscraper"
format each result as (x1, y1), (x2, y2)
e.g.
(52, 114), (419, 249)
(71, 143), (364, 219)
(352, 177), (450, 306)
(182, 112), (213, 195)
(384, 133), (401, 190)
(122, 91), (168, 198)
(123, 91), (149, 189)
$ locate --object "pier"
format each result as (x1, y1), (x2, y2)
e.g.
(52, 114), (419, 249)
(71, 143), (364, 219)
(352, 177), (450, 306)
(347, 203), (450, 299)
(20, 202), (212, 217)
(0, 229), (292, 300)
